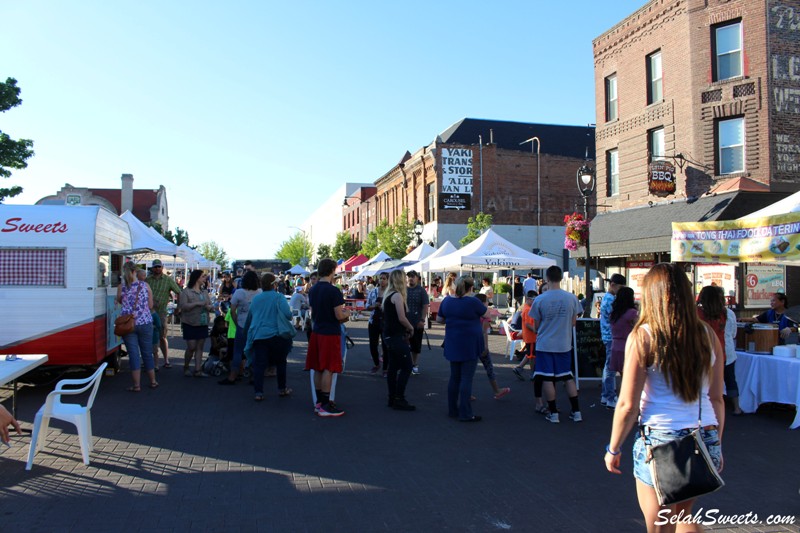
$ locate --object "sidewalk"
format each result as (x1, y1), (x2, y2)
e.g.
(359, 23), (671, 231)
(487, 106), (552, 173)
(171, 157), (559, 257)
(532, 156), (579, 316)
(0, 319), (797, 532)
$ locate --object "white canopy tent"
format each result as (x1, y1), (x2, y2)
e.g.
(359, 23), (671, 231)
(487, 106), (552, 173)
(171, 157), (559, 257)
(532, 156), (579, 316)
(119, 211), (179, 256)
(426, 229), (556, 272)
(354, 251), (391, 272)
(287, 264), (310, 276)
(177, 244), (219, 270)
(401, 242), (436, 263)
(739, 190), (800, 219)
(405, 241), (458, 273)
(351, 259), (411, 281)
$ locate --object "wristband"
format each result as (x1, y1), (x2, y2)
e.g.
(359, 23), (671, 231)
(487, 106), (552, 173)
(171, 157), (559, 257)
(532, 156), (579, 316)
(605, 445), (620, 456)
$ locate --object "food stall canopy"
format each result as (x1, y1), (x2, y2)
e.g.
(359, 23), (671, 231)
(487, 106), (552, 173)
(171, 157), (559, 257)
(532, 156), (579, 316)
(336, 254), (368, 273)
(287, 264), (310, 276)
(177, 244), (219, 270)
(119, 211), (178, 256)
(351, 259), (412, 280)
(405, 241), (458, 273)
(740, 190), (800, 219)
(354, 251), (391, 272)
(672, 211), (800, 264)
(401, 242), (436, 262)
(426, 229), (556, 272)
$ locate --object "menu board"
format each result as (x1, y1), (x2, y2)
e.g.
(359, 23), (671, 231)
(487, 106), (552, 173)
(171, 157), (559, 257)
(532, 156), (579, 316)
(695, 264), (736, 298)
(573, 319), (605, 381)
(744, 263), (786, 307)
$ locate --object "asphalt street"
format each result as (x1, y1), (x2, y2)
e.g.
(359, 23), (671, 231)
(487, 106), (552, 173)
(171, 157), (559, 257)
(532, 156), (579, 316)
(1, 318), (798, 532)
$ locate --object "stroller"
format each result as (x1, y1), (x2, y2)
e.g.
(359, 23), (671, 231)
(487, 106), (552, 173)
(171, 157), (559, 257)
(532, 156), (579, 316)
(203, 315), (230, 376)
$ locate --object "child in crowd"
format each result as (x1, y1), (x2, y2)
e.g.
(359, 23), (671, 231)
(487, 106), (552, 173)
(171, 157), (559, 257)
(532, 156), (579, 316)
(475, 293), (510, 400)
(224, 306), (237, 373)
(512, 290), (547, 414)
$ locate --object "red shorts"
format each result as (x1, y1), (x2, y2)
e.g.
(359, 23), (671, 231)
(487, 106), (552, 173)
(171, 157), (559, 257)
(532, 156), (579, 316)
(305, 332), (343, 373)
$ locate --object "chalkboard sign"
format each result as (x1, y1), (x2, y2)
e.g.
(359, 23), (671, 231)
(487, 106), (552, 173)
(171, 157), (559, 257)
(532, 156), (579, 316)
(573, 318), (605, 382)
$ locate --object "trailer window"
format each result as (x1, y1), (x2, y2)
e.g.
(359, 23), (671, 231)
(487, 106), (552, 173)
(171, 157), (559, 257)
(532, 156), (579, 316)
(0, 248), (66, 287)
(98, 252), (110, 287)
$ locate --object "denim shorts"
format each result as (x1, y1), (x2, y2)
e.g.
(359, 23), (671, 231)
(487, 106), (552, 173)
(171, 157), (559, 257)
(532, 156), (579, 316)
(632, 427), (722, 487)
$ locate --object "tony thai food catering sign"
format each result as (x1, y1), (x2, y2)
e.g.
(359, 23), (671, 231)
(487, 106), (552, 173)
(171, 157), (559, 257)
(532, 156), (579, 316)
(671, 212), (800, 263)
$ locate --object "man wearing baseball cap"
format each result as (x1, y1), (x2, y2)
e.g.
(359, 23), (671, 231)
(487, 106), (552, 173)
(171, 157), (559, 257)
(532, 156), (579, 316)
(146, 259), (182, 369)
(599, 273), (626, 409)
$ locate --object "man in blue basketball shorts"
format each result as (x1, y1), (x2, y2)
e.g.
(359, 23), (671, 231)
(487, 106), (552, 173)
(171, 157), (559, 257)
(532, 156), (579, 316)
(530, 266), (584, 424)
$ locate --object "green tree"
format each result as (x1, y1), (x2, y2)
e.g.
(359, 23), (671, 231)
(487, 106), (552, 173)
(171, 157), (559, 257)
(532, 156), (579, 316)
(276, 231), (313, 266)
(197, 241), (229, 267)
(315, 243), (333, 265)
(359, 208), (416, 259)
(0, 78), (35, 202)
(460, 212), (493, 247)
(332, 231), (360, 261)
(151, 222), (190, 246)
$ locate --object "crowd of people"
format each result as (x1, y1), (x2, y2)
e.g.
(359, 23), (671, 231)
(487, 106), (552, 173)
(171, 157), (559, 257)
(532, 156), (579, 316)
(4, 253), (798, 529)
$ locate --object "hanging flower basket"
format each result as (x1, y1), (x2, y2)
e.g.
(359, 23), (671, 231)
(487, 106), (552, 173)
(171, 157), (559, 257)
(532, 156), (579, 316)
(564, 212), (590, 251)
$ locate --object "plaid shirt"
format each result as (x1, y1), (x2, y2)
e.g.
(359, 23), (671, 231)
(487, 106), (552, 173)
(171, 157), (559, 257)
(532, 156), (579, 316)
(146, 274), (182, 314)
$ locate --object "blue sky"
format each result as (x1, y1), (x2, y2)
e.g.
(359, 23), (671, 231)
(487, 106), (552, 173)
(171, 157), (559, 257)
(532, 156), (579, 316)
(2, 1), (643, 260)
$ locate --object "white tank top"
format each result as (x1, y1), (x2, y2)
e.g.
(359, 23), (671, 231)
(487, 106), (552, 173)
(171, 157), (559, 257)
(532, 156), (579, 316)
(638, 325), (718, 430)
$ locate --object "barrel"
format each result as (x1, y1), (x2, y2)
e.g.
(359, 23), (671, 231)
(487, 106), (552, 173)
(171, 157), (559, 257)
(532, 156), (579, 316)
(749, 325), (778, 354)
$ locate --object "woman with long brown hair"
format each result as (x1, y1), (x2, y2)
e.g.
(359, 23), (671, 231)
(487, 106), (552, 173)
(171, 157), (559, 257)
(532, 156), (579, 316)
(604, 264), (725, 532)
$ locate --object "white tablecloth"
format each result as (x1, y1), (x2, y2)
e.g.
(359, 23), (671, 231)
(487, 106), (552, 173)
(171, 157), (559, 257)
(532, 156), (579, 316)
(735, 351), (800, 429)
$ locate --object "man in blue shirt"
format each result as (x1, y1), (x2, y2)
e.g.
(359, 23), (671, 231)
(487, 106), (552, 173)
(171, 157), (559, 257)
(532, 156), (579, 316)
(599, 273), (625, 409)
(305, 258), (350, 417)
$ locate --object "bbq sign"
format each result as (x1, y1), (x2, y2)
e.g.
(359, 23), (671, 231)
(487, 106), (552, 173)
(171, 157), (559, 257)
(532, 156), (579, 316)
(648, 160), (676, 197)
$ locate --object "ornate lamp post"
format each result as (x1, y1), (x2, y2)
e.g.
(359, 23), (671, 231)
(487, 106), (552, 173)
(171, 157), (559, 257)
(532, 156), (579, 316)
(576, 161), (595, 315)
(413, 219), (424, 246)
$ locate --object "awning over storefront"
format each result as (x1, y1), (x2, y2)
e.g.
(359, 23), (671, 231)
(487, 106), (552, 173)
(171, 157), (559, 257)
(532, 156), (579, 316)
(585, 191), (787, 258)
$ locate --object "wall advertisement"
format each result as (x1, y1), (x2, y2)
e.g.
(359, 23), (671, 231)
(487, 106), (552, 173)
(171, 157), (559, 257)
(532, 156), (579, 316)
(439, 148), (473, 211)
(744, 263), (785, 308)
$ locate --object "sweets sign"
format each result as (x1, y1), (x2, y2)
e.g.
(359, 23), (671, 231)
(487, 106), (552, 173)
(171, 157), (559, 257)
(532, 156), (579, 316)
(671, 212), (800, 263)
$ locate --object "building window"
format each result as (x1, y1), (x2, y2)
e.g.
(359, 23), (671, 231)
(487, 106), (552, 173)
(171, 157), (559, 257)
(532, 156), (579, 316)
(649, 127), (665, 161)
(605, 74), (618, 122)
(714, 21), (742, 81)
(647, 51), (662, 104)
(718, 117), (744, 174)
(607, 149), (619, 196)
(427, 183), (436, 222)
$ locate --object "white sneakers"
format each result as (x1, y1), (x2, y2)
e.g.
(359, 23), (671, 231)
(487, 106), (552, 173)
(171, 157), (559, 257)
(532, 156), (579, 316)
(601, 397), (618, 409)
(546, 411), (583, 423)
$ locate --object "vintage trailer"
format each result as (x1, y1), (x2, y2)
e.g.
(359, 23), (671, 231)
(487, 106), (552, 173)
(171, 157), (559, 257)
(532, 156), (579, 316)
(0, 205), (132, 369)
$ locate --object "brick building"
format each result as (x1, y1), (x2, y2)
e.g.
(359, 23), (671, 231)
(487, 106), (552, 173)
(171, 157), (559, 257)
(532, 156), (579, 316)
(589, 0), (799, 304)
(342, 187), (377, 244)
(359, 118), (595, 263)
(36, 174), (170, 229)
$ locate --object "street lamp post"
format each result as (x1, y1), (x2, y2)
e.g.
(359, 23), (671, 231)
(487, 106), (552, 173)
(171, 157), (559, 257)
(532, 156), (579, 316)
(413, 219), (424, 246)
(576, 161), (595, 315)
(520, 137), (541, 252)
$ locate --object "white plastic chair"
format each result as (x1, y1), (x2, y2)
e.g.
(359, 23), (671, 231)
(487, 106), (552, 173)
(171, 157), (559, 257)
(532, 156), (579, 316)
(503, 319), (524, 361)
(26, 362), (108, 470)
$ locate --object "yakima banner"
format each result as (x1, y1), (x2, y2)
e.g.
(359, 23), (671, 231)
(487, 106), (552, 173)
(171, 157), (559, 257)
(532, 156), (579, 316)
(671, 212), (800, 263)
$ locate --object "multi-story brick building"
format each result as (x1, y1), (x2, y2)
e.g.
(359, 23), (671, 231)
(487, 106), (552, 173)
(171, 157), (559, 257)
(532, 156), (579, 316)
(589, 0), (798, 304)
(342, 186), (377, 244)
(360, 118), (595, 264)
